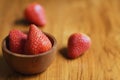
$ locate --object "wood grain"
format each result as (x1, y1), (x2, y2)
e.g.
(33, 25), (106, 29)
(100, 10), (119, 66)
(0, 0), (120, 80)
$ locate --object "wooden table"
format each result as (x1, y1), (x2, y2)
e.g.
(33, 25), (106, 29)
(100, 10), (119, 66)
(0, 0), (120, 80)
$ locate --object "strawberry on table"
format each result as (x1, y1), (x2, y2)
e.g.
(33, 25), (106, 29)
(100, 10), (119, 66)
(24, 24), (52, 55)
(67, 33), (91, 59)
(24, 3), (46, 27)
(9, 30), (27, 54)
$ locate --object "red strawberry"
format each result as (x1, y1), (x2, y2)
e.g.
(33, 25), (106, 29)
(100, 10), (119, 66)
(24, 3), (46, 27)
(9, 30), (27, 54)
(24, 24), (52, 55)
(68, 33), (91, 59)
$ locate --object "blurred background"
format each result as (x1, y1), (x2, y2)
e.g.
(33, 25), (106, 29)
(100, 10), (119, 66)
(0, 0), (120, 80)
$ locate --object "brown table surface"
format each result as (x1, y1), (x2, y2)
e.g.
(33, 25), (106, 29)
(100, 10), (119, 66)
(0, 0), (120, 80)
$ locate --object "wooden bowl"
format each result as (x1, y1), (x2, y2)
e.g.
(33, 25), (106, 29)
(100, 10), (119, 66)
(2, 33), (57, 75)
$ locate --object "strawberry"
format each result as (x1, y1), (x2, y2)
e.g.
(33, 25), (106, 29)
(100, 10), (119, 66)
(24, 24), (52, 55)
(67, 33), (91, 59)
(24, 3), (46, 27)
(9, 30), (27, 54)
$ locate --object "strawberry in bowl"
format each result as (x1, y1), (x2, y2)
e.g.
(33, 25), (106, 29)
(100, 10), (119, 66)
(2, 24), (57, 74)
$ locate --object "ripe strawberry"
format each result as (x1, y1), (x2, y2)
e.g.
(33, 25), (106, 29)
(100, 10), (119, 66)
(9, 30), (27, 54)
(24, 24), (52, 55)
(24, 3), (46, 27)
(68, 33), (91, 59)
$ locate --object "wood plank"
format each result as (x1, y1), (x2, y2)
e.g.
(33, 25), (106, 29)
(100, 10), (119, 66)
(0, 0), (120, 80)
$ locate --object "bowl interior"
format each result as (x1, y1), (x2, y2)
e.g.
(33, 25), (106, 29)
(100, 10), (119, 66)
(3, 33), (57, 58)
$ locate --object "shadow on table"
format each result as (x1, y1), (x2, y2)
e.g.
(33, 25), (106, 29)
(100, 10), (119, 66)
(59, 47), (72, 60)
(0, 55), (41, 79)
(14, 18), (30, 26)
(0, 55), (13, 79)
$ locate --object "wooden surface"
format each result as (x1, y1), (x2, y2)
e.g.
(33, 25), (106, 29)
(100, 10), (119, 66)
(0, 0), (120, 80)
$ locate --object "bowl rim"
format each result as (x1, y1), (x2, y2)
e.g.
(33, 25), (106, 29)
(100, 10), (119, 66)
(2, 33), (57, 58)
